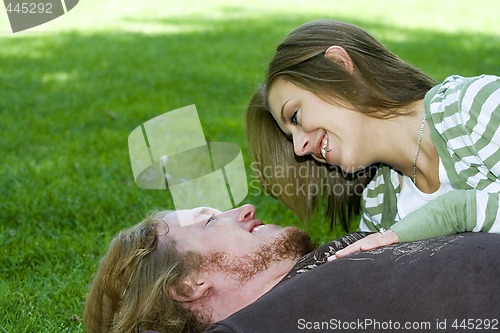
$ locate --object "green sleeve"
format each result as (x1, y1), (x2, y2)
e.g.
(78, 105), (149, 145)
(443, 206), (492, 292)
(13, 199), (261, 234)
(390, 190), (477, 242)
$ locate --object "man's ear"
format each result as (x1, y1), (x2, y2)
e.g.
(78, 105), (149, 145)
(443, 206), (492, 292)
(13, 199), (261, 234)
(324, 45), (355, 74)
(169, 278), (213, 303)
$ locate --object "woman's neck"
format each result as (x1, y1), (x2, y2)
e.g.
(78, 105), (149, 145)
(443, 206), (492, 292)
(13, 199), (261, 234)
(372, 100), (440, 193)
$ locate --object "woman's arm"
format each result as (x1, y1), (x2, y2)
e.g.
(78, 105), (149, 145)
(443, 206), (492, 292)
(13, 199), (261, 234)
(335, 189), (500, 258)
(394, 189), (500, 241)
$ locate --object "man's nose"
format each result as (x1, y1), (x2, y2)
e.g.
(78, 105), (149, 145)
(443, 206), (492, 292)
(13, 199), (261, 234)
(293, 132), (314, 156)
(236, 204), (256, 222)
(219, 204), (256, 222)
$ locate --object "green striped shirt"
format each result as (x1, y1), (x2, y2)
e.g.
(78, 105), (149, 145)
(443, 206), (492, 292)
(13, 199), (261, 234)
(359, 75), (500, 242)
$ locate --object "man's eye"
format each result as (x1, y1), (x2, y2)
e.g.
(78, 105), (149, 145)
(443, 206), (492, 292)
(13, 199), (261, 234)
(290, 110), (298, 125)
(205, 215), (216, 226)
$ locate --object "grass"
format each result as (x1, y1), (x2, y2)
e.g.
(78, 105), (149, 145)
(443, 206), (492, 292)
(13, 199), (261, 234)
(0, 0), (498, 331)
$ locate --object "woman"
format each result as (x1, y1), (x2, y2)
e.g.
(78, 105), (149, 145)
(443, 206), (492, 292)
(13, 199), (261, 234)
(246, 19), (500, 252)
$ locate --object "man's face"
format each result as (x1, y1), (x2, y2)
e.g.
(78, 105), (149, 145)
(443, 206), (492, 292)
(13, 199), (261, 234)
(158, 204), (287, 255)
(158, 204), (315, 282)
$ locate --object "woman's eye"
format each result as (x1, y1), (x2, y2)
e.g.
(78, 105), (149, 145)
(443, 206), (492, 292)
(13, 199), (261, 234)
(290, 110), (298, 125)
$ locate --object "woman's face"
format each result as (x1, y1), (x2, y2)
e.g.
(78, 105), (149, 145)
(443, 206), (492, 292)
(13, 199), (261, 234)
(267, 78), (370, 173)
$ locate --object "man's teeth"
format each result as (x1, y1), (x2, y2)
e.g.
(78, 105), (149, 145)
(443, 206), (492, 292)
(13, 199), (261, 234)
(252, 225), (264, 232)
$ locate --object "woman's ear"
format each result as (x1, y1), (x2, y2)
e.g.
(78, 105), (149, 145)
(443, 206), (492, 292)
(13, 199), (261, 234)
(324, 45), (355, 74)
(169, 278), (213, 303)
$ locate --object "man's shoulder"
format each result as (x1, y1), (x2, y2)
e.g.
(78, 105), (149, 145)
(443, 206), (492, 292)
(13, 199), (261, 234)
(281, 232), (369, 281)
(206, 233), (500, 333)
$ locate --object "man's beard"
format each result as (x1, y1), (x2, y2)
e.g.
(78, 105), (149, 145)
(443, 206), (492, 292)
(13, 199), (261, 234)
(199, 227), (316, 284)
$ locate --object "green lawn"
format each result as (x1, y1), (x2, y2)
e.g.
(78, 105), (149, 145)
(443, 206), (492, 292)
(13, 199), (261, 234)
(0, 0), (498, 331)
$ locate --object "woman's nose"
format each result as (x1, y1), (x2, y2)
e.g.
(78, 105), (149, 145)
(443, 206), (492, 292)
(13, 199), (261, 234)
(293, 132), (313, 156)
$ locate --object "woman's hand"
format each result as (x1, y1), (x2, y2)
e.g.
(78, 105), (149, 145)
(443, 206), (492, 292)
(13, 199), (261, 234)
(329, 230), (399, 260)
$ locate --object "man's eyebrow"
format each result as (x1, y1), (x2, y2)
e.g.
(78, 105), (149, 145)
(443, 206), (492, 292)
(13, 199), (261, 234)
(176, 208), (212, 227)
(196, 208), (212, 220)
(192, 208), (214, 228)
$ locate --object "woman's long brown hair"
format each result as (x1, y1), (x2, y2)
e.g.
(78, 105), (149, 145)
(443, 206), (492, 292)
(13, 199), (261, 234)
(247, 20), (435, 230)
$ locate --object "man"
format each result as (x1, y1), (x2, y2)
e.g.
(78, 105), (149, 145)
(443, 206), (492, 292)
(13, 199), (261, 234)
(156, 204), (322, 324)
(84, 204), (327, 333)
(84, 204), (500, 333)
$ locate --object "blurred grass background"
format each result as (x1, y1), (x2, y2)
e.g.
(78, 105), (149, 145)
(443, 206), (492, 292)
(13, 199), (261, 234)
(0, 0), (498, 331)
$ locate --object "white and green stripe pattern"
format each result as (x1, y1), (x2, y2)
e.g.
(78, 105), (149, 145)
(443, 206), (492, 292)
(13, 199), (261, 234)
(360, 75), (500, 235)
(359, 166), (400, 232)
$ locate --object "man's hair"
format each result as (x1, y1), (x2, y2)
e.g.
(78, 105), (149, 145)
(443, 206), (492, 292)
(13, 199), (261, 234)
(84, 211), (210, 333)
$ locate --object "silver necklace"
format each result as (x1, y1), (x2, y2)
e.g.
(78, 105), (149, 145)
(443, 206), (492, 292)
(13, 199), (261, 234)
(413, 112), (427, 185)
